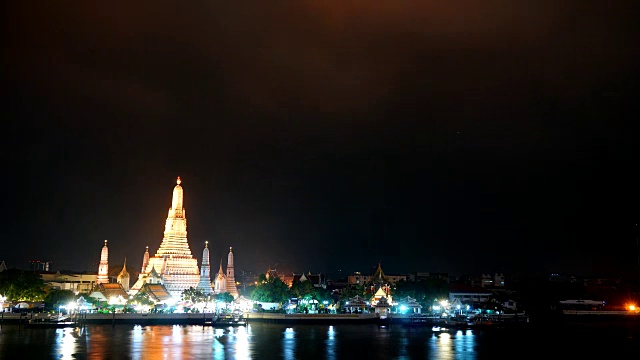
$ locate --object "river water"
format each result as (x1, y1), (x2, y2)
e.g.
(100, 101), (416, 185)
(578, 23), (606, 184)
(1, 321), (638, 359)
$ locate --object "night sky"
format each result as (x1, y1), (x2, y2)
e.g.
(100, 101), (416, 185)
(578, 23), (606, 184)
(4, 2), (639, 279)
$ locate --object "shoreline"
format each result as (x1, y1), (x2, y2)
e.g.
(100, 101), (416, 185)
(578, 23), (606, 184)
(1, 311), (638, 326)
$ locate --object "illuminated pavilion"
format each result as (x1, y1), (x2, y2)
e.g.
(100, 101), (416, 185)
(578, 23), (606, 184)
(131, 177), (200, 298)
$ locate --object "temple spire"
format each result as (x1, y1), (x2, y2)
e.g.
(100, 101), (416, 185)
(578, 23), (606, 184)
(170, 177), (184, 218)
(97, 240), (109, 284)
(141, 246), (149, 273)
(197, 241), (212, 294)
(117, 257), (130, 292)
(225, 247), (238, 298)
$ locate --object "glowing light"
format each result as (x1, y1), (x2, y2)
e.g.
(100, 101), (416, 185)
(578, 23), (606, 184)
(628, 305), (637, 311)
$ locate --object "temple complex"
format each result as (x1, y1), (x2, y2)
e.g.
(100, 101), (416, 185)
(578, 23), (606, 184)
(97, 240), (109, 284)
(225, 247), (239, 298)
(131, 177), (200, 298)
(197, 241), (212, 294)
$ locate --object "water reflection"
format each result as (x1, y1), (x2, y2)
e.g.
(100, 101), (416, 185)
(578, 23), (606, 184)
(8, 323), (482, 360)
(428, 328), (476, 360)
(233, 325), (251, 359)
(54, 328), (77, 360)
(283, 327), (295, 360)
(326, 326), (336, 360)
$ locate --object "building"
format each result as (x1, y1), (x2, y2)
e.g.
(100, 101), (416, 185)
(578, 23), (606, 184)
(40, 271), (97, 294)
(97, 240), (109, 284)
(117, 258), (130, 292)
(348, 264), (411, 286)
(213, 260), (226, 294)
(225, 247), (239, 298)
(448, 283), (493, 305)
(131, 177), (200, 298)
(411, 272), (450, 283)
(28, 260), (51, 272)
(89, 283), (129, 305)
(292, 272), (326, 289)
(197, 241), (212, 294)
(481, 273), (505, 287)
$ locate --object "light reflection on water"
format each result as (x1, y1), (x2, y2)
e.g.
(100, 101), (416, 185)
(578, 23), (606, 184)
(3, 323), (480, 359)
(54, 328), (77, 360)
(3, 321), (638, 359)
(283, 327), (295, 360)
(326, 325), (336, 360)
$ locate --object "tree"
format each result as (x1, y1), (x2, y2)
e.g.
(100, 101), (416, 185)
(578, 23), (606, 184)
(339, 283), (365, 303)
(394, 278), (449, 308)
(0, 269), (47, 301)
(129, 290), (155, 306)
(218, 292), (235, 304)
(291, 280), (315, 299)
(250, 276), (292, 303)
(181, 287), (206, 304)
(44, 289), (75, 311)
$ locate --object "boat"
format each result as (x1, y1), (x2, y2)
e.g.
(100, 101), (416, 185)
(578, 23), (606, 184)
(445, 315), (471, 329)
(402, 314), (445, 327)
(26, 315), (77, 328)
(204, 312), (246, 327)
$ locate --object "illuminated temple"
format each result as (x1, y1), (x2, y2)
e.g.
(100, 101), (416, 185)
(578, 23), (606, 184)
(132, 177), (200, 297)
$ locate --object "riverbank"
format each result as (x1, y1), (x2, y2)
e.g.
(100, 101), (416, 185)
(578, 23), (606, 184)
(2, 311), (637, 327)
(0, 312), (387, 326)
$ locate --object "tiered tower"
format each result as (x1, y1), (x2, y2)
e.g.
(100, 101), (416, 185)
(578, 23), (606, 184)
(197, 241), (212, 294)
(97, 240), (109, 284)
(137, 177), (200, 297)
(117, 258), (130, 292)
(225, 247), (238, 298)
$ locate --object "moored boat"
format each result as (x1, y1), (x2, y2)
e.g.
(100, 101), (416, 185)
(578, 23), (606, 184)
(26, 315), (77, 328)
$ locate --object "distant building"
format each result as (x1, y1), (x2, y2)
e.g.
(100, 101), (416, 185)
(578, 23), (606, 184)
(40, 271), (97, 294)
(29, 260), (51, 272)
(448, 283), (492, 305)
(0, 261), (7, 272)
(480, 273), (505, 287)
(348, 264), (411, 286)
(411, 272), (450, 283)
(293, 272), (326, 289)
